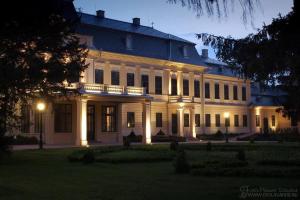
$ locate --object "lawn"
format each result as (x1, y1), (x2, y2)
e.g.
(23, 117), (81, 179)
(0, 143), (300, 200)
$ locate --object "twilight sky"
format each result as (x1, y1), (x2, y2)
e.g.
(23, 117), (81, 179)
(74, 0), (293, 58)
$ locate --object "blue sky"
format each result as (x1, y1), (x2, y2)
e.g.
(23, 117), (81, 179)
(74, 0), (293, 58)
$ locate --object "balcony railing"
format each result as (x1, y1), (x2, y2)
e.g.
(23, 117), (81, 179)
(169, 95), (194, 103)
(79, 83), (146, 96)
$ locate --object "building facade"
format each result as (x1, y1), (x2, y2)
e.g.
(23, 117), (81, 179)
(18, 9), (297, 146)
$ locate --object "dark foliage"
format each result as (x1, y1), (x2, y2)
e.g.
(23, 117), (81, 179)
(152, 135), (186, 143)
(257, 159), (300, 167)
(170, 141), (179, 151)
(173, 149), (190, 174)
(156, 129), (166, 136)
(206, 141), (212, 151)
(123, 138), (131, 148)
(199, 1), (300, 120)
(82, 150), (95, 164)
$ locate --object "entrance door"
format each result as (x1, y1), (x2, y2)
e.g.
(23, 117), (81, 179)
(87, 105), (95, 141)
(172, 114), (178, 135)
(263, 117), (269, 134)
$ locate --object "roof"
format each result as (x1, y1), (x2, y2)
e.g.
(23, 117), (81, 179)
(76, 13), (205, 66)
(250, 84), (287, 107)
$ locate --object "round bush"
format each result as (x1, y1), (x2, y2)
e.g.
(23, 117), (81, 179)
(82, 150), (95, 164)
(170, 141), (179, 151)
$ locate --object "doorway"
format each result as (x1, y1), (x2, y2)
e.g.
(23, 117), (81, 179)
(263, 117), (269, 134)
(87, 105), (95, 141)
(172, 114), (178, 135)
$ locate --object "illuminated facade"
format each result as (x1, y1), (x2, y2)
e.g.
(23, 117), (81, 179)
(18, 10), (297, 146)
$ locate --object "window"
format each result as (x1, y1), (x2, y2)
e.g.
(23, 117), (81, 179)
(205, 82), (210, 98)
(171, 78), (177, 96)
(224, 84), (229, 100)
(54, 104), (72, 133)
(233, 85), (238, 100)
(184, 113), (189, 127)
(95, 69), (103, 84)
(156, 113), (163, 127)
(256, 115), (260, 127)
(102, 106), (117, 132)
(272, 115), (275, 127)
(225, 117), (230, 127)
(243, 115), (248, 127)
(127, 112), (135, 128)
(195, 114), (200, 127)
(242, 86), (247, 101)
(215, 114), (221, 127)
(183, 79), (189, 96)
(126, 34), (133, 50)
(194, 80), (200, 97)
(21, 105), (30, 133)
(34, 111), (44, 133)
(141, 75), (149, 94)
(155, 76), (162, 95)
(234, 115), (239, 127)
(205, 114), (211, 127)
(183, 46), (188, 58)
(111, 71), (120, 85)
(127, 73), (135, 86)
(215, 83), (220, 99)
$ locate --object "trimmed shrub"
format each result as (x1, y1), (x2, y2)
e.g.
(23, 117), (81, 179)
(206, 141), (212, 151)
(215, 130), (223, 136)
(82, 150), (95, 164)
(170, 141), (179, 151)
(173, 149), (190, 174)
(123, 138), (131, 148)
(249, 138), (255, 144)
(257, 160), (300, 167)
(236, 149), (246, 161)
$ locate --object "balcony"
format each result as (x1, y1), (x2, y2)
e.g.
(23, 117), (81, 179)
(79, 83), (146, 96)
(169, 95), (194, 103)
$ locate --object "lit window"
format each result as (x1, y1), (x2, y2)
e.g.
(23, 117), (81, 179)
(272, 115), (275, 127)
(256, 115), (260, 127)
(127, 112), (135, 128)
(102, 106), (117, 132)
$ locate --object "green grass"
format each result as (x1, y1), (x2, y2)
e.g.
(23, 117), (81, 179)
(0, 143), (300, 200)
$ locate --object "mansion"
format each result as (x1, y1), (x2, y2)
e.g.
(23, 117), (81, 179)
(19, 9), (296, 146)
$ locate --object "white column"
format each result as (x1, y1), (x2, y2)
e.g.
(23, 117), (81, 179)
(76, 99), (88, 146)
(177, 107), (184, 137)
(142, 102), (151, 144)
(177, 71), (183, 96)
(190, 107), (196, 138)
(104, 61), (111, 85)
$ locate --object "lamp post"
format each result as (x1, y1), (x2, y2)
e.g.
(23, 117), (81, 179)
(36, 102), (46, 149)
(224, 112), (230, 143)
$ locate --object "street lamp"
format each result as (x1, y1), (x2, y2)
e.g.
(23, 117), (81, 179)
(224, 112), (230, 143)
(36, 102), (46, 149)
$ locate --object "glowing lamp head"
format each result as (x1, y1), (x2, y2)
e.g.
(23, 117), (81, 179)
(224, 112), (230, 119)
(37, 102), (46, 111)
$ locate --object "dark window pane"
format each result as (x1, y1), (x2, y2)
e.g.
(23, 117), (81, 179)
(111, 71), (120, 85)
(155, 76), (162, 95)
(54, 104), (72, 133)
(127, 112), (135, 128)
(242, 87), (247, 101)
(141, 75), (149, 94)
(215, 114), (220, 127)
(95, 69), (103, 84)
(156, 113), (162, 127)
(233, 85), (238, 100)
(224, 85), (229, 100)
(183, 79), (189, 96)
(184, 113), (189, 127)
(127, 73), (135, 86)
(171, 78), (177, 96)
(256, 115), (260, 127)
(102, 106), (117, 132)
(215, 83), (220, 99)
(205, 114), (211, 127)
(194, 80), (200, 97)
(243, 115), (248, 127)
(205, 83), (210, 99)
(195, 114), (200, 127)
(234, 115), (239, 127)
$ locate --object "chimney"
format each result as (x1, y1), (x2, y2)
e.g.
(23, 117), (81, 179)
(202, 49), (208, 58)
(96, 10), (105, 18)
(132, 18), (140, 26)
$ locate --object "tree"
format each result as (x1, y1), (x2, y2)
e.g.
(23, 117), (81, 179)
(198, 0), (300, 120)
(167, 0), (261, 24)
(0, 0), (88, 155)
